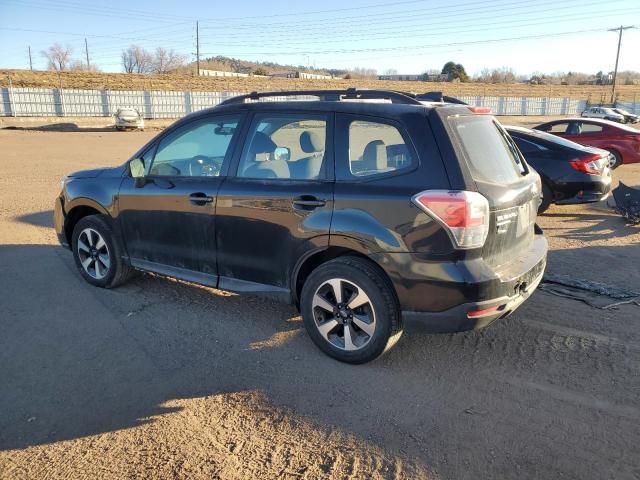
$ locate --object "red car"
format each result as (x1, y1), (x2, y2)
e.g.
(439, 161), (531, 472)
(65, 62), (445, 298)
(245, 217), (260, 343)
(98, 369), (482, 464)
(534, 118), (640, 169)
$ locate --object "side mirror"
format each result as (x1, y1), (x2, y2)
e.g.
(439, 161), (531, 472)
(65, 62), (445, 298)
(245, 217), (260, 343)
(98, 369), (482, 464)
(273, 147), (291, 162)
(130, 158), (148, 187)
(130, 158), (145, 178)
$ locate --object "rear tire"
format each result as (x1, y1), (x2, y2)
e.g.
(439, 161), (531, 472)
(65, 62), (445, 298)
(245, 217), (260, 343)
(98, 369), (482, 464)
(300, 256), (402, 364)
(538, 183), (553, 214)
(607, 149), (622, 169)
(71, 215), (133, 288)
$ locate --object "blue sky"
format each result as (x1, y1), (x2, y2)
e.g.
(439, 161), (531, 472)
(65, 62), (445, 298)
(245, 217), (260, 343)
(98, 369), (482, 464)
(1, 0), (639, 76)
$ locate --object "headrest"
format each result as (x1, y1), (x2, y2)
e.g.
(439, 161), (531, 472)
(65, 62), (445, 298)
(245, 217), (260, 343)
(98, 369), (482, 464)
(300, 131), (324, 153)
(249, 132), (277, 155)
(363, 140), (387, 171)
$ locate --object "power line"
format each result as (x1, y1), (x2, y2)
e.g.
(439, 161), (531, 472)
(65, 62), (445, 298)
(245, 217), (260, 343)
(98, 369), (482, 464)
(5, 0), (190, 24)
(198, 0), (625, 30)
(194, 0), (627, 40)
(198, 27), (608, 57)
(195, 7), (640, 48)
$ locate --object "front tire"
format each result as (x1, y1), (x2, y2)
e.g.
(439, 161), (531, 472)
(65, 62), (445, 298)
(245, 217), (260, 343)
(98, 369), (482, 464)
(71, 215), (133, 288)
(300, 256), (402, 364)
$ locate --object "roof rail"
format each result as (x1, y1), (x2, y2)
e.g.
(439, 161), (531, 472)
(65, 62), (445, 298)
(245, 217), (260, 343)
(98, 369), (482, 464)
(414, 91), (468, 105)
(218, 88), (424, 106)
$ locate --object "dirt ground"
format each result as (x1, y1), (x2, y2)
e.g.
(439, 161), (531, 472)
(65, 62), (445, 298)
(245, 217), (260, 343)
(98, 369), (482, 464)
(1, 126), (640, 480)
(3, 69), (640, 102)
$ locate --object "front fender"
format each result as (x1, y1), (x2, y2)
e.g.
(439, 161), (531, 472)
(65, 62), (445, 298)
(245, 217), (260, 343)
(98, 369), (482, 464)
(63, 176), (123, 218)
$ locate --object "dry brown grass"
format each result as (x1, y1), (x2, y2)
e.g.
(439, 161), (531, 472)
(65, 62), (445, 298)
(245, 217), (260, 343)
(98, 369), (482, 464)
(2, 69), (640, 102)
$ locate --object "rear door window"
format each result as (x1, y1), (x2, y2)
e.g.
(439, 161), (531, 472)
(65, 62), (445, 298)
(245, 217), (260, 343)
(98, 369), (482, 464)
(580, 123), (604, 133)
(451, 116), (524, 184)
(547, 122), (569, 133)
(513, 136), (547, 154)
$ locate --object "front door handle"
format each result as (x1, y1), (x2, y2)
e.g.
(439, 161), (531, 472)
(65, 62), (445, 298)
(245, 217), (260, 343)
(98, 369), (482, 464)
(292, 196), (326, 210)
(189, 192), (214, 205)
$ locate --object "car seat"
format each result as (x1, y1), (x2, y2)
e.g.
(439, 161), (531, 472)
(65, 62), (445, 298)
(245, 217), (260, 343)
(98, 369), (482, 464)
(361, 140), (389, 173)
(288, 131), (324, 179)
(566, 123), (583, 135)
(243, 132), (290, 179)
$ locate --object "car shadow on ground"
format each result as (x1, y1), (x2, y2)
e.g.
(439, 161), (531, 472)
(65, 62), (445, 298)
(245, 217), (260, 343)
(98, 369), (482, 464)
(2, 243), (640, 479)
(540, 209), (638, 241)
(14, 210), (54, 229)
(3, 123), (118, 133)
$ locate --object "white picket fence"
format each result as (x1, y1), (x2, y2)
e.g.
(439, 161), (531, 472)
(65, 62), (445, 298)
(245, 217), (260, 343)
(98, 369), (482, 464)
(2, 87), (637, 118)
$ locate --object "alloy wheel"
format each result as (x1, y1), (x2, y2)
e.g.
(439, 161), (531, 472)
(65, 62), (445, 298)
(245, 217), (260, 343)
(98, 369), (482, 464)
(77, 228), (111, 280)
(311, 278), (376, 351)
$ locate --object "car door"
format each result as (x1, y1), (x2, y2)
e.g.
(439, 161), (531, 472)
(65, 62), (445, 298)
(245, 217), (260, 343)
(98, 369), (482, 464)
(117, 113), (245, 283)
(215, 111), (334, 297)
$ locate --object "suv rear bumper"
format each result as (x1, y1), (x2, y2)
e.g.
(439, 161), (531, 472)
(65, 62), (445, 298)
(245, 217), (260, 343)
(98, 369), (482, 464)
(372, 231), (547, 333)
(402, 265), (544, 332)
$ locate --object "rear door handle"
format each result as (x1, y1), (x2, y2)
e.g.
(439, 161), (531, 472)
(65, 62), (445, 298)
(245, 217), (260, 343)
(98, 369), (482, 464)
(189, 192), (214, 205)
(292, 196), (326, 210)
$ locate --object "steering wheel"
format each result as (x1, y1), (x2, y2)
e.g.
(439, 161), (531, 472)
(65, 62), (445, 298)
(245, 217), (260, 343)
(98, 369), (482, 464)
(188, 155), (221, 177)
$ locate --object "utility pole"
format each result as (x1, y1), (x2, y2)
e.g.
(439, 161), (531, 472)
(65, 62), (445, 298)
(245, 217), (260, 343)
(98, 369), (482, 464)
(84, 38), (90, 70)
(196, 21), (200, 76)
(608, 25), (635, 104)
(28, 46), (33, 71)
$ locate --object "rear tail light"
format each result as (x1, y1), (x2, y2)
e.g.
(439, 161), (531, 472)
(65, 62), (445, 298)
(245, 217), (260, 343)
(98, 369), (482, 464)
(412, 190), (490, 249)
(569, 153), (604, 175)
(468, 106), (492, 114)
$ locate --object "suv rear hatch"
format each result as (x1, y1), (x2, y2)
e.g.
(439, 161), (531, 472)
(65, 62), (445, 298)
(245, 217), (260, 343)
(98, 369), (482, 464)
(445, 112), (540, 273)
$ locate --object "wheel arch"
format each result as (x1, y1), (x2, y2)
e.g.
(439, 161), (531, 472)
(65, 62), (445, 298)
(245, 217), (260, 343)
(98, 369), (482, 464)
(291, 245), (398, 308)
(64, 199), (110, 246)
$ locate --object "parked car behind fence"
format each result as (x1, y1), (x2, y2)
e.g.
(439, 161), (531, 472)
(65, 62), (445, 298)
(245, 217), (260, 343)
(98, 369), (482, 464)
(114, 107), (144, 131)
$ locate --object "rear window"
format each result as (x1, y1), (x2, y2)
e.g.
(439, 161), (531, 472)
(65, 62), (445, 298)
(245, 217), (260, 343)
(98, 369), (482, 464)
(451, 116), (524, 184)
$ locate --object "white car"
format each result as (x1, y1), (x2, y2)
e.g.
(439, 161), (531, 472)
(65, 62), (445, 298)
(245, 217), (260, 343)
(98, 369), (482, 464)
(581, 106), (624, 123)
(114, 108), (144, 131)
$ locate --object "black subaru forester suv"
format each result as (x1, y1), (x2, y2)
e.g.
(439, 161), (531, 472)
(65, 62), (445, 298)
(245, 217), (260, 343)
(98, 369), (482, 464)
(54, 89), (547, 363)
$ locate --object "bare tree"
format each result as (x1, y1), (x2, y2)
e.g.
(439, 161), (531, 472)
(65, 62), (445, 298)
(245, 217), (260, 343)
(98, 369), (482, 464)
(475, 67), (517, 83)
(384, 68), (398, 76)
(121, 45), (153, 74)
(348, 67), (378, 79)
(69, 60), (101, 72)
(152, 47), (188, 73)
(41, 43), (73, 71)
(475, 68), (492, 82)
(489, 67), (516, 83)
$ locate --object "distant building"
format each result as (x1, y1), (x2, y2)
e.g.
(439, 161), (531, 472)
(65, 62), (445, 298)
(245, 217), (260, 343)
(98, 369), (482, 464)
(378, 74), (422, 81)
(425, 73), (451, 82)
(586, 73), (614, 85)
(378, 73), (451, 82)
(270, 71), (334, 80)
(199, 69), (249, 78)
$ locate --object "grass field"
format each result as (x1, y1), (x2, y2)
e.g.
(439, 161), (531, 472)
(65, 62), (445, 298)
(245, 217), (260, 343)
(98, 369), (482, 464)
(3, 69), (640, 102)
